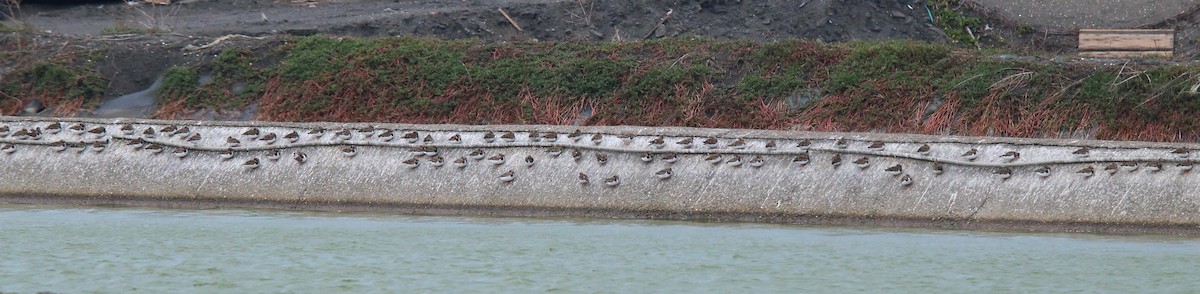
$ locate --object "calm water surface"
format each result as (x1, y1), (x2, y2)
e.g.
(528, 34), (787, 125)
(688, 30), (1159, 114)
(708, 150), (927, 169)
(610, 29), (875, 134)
(2, 204), (1199, 293)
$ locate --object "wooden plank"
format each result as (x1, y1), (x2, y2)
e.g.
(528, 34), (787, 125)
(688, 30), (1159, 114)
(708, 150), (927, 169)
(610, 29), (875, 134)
(1079, 29), (1173, 51)
(1079, 51), (1173, 58)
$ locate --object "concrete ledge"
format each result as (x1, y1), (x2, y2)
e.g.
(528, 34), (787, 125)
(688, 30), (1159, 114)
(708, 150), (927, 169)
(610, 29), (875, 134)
(1, 116), (1198, 234)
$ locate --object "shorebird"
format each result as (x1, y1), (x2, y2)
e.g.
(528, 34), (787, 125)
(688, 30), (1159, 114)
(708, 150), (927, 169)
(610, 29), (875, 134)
(661, 153), (679, 163)
(453, 157), (468, 168)
(501, 132), (517, 143)
(703, 137), (719, 149)
(831, 154), (842, 167)
(422, 134), (434, 144)
(1035, 166), (1051, 177)
(1119, 161), (1138, 172)
(1104, 163), (1119, 175)
(994, 167), (1013, 179)
(469, 149), (486, 160)
(590, 133), (603, 145)
(727, 155), (744, 167)
(932, 162), (944, 175)
(403, 158), (420, 169)
(307, 128), (326, 138)
(45, 122), (61, 134)
(170, 126), (189, 138)
(483, 131), (496, 143)
(528, 131), (542, 142)
(748, 155), (765, 168)
(186, 133), (201, 143)
(260, 133), (278, 145)
(145, 143), (164, 154)
(284, 131), (300, 143)
(421, 146), (439, 157)
(618, 133), (635, 145)
(867, 141), (885, 151)
(1172, 148), (1190, 158)
(91, 141), (107, 153)
(961, 148), (979, 161)
(172, 147), (188, 158)
(127, 138), (146, 149)
(676, 137), (694, 149)
(596, 153), (608, 165)
(243, 158), (260, 170)
(524, 155), (535, 167)
(11, 128), (28, 140)
(1072, 147), (1090, 158)
(27, 128), (42, 140)
(68, 123), (86, 135)
(403, 131), (420, 143)
(1077, 166), (1095, 177)
(546, 146), (564, 157)
(793, 152), (810, 165)
(568, 130), (583, 142)
(1145, 162), (1163, 172)
(649, 136), (665, 149)
(265, 149), (281, 161)
(999, 151), (1020, 162)
(0, 125), (9, 137)
(728, 139), (747, 150)
(797, 139), (812, 150)
(290, 151), (307, 163)
(1179, 161), (1195, 172)
(571, 149), (583, 161)
(853, 157), (870, 169)
(448, 134), (463, 144)
(834, 138), (848, 149)
(69, 141), (85, 153)
(219, 148), (235, 160)
(341, 146), (357, 158)
(51, 140), (68, 152)
(242, 128), (260, 140)
(226, 136), (241, 147)
(0, 143), (13, 154)
(916, 144), (931, 155)
(542, 132), (558, 142)
(705, 154), (722, 164)
(487, 154), (505, 165)
(141, 127), (156, 139)
(376, 130), (394, 142)
(640, 153), (654, 163)
(656, 168), (673, 180)
(604, 175), (620, 187)
(884, 164), (903, 176)
(899, 174), (914, 186)
(578, 173), (590, 185)
(765, 140), (777, 151)
(499, 170), (516, 182)
(357, 126), (376, 137)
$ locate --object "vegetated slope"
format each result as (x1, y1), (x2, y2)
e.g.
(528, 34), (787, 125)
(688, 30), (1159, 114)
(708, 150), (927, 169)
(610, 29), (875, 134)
(4, 35), (1200, 142)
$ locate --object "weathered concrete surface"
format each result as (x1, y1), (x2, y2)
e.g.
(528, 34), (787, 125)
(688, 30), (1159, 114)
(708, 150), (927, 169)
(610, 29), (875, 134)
(1, 116), (1198, 234)
(971, 0), (1200, 30)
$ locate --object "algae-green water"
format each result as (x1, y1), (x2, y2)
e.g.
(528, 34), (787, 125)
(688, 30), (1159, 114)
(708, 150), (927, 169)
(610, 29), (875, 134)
(2, 204), (1198, 293)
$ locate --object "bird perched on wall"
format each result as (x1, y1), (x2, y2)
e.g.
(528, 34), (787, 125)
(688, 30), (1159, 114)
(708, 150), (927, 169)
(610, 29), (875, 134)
(661, 153), (678, 163)
(45, 122), (61, 134)
(899, 174), (914, 186)
(994, 167), (1012, 179)
(831, 154), (842, 167)
(68, 123), (86, 135)
(1172, 148), (1190, 158)
(403, 158), (420, 169)
(568, 130), (583, 142)
(528, 131), (542, 142)
(68, 141), (86, 153)
(916, 144), (931, 156)
(748, 155), (765, 168)
(469, 149), (486, 160)
(793, 152), (810, 165)
(226, 137), (241, 147)
(307, 128), (326, 138)
(453, 157), (468, 168)
(422, 134), (434, 144)
(0, 143), (14, 154)
(186, 133), (201, 143)
(524, 155), (535, 167)
(1179, 161), (1195, 172)
(265, 149), (281, 161)
(932, 162), (944, 175)
(703, 137), (719, 149)
(853, 157), (870, 169)
(170, 126), (189, 139)
(1104, 163), (1119, 175)
(572, 149), (583, 161)
(499, 170), (516, 182)
(51, 140), (68, 152)
(640, 153), (654, 163)
(834, 138), (848, 149)
(618, 133), (635, 146)
(797, 139), (812, 150)
(649, 136), (665, 149)
(656, 168), (673, 180)
(1119, 161), (1139, 172)
(1145, 162), (1163, 172)
(867, 141), (885, 151)
(91, 141), (107, 153)
(961, 148), (978, 161)
(293, 152), (307, 164)
(284, 131), (300, 143)
(145, 143), (164, 154)
(727, 155), (744, 167)
(127, 138), (147, 149)
(483, 131), (496, 143)
(885, 164), (903, 176)
(172, 147), (188, 158)
(260, 133), (278, 145)
(11, 128), (29, 140)
(403, 131), (420, 143)
(341, 146), (357, 158)
(999, 151), (1020, 162)
(0, 125), (9, 137)
(1035, 166), (1051, 177)
(596, 153), (608, 165)
(590, 133), (603, 145)
(357, 126), (376, 137)
(377, 130), (395, 142)
(764, 140), (777, 151)
(1072, 147), (1090, 158)
(487, 154), (506, 165)
(546, 146), (564, 157)
(705, 154), (722, 164)
(542, 132), (558, 142)
(578, 173), (590, 185)
(676, 137), (694, 149)
(219, 148), (235, 160)
(728, 139), (747, 150)
(448, 134), (463, 144)
(501, 132), (517, 143)
(241, 128), (260, 140)
(604, 175), (620, 187)
(243, 158), (260, 170)
(1077, 166), (1094, 178)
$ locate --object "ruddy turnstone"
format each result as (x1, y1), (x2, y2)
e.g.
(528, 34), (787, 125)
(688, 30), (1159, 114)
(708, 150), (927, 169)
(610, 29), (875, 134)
(403, 158), (420, 169)
(656, 168), (673, 180)
(1172, 148), (1190, 158)
(68, 123), (86, 134)
(831, 154), (842, 167)
(661, 153), (679, 163)
(68, 142), (85, 153)
(797, 139), (812, 150)
(603, 175), (620, 187)
(142, 127), (156, 139)
(423, 146), (439, 157)
(1035, 166), (1051, 177)
(867, 141), (885, 151)
(1104, 163), (1119, 175)
(994, 167), (1013, 179)
(453, 157), (468, 168)
(45, 122), (61, 134)
(649, 136), (665, 149)
(468, 149), (486, 160)
(546, 146), (564, 157)
(703, 137), (719, 149)
(1119, 161), (1138, 172)
(501, 132), (517, 143)
(265, 149), (282, 161)
(568, 130), (583, 142)
(899, 174), (914, 186)
(999, 151), (1020, 162)
(499, 170), (516, 182)
(884, 164), (903, 176)
(727, 155), (743, 167)
(705, 154), (722, 164)
(127, 138), (146, 149)
(219, 148), (235, 160)
(171, 126), (189, 138)
(242, 128), (260, 140)
(640, 153), (654, 163)
(341, 146), (357, 157)
(590, 133), (603, 145)
(748, 155), (765, 168)
(916, 144), (931, 155)
(172, 147), (188, 158)
(487, 154), (506, 165)
(618, 133), (635, 145)
(307, 128), (326, 138)
(765, 140), (777, 151)
(524, 155), (535, 167)
(483, 131), (496, 143)
(853, 157), (870, 169)
(596, 153), (608, 165)
(11, 129), (28, 140)
(793, 152), (810, 165)
(403, 131), (420, 143)
(1072, 147), (1090, 158)
(260, 133), (278, 145)
(542, 132), (558, 142)
(578, 173), (590, 185)
(932, 162), (944, 175)
(243, 158), (260, 170)
(448, 134), (462, 144)
(1077, 166), (1095, 177)
(1179, 161), (1195, 172)
(528, 131), (542, 142)
(226, 136), (241, 147)
(1145, 162), (1163, 172)
(284, 131), (300, 143)
(92, 141), (107, 153)
(145, 143), (164, 154)
(0, 143), (14, 154)
(571, 149), (583, 161)
(27, 128), (42, 140)
(51, 140), (68, 152)
(357, 126), (376, 137)
(728, 139), (747, 150)
(378, 130), (395, 142)
(834, 138), (848, 149)
(0, 125), (8, 137)
(961, 148), (979, 161)
(335, 129), (353, 141)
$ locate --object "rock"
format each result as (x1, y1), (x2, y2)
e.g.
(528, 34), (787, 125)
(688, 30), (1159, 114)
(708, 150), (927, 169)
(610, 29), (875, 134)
(891, 10), (907, 18)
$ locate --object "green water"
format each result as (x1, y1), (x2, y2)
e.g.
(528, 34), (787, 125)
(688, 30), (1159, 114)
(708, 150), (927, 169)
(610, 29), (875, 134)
(1, 204), (1198, 293)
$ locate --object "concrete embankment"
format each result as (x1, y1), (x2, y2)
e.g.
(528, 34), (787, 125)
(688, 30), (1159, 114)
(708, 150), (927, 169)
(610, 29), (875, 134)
(1, 116), (1198, 234)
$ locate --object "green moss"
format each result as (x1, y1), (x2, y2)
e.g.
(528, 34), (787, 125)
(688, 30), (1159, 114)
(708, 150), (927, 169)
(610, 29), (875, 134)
(0, 62), (105, 107)
(157, 66), (198, 104)
(928, 0), (982, 45)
